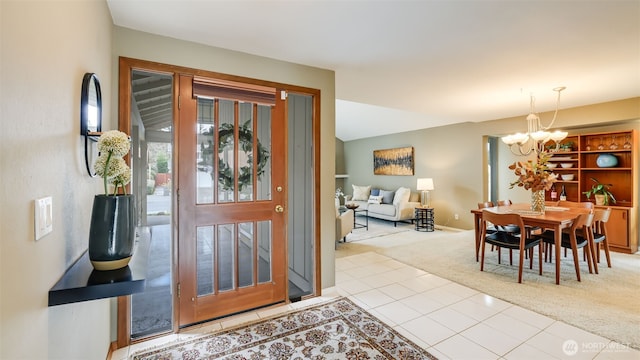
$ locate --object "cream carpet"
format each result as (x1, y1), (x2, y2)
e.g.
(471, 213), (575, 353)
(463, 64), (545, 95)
(344, 217), (413, 242)
(336, 225), (640, 350)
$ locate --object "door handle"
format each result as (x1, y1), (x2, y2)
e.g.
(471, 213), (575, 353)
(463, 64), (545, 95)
(275, 205), (284, 213)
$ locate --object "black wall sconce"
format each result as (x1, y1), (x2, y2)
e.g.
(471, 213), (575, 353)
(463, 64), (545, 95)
(81, 73), (102, 176)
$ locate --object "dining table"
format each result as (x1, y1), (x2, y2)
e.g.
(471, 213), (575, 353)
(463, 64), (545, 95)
(470, 203), (591, 285)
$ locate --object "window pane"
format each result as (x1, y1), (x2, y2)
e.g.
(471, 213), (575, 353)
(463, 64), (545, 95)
(257, 220), (271, 283)
(218, 100), (235, 202)
(238, 222), (254, 288)
(238, 103), (254, 202)
(217, 224), (235, 291)
(256, 105), (272, 201)
(196, 226), (214, 296)
(130, 70), (174, 339)
(196, 98), (215, 204)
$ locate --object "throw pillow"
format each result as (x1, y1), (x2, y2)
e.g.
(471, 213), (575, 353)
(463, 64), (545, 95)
(370, 188), (380, 196)
(380, 190), (395, 204)
(392, 187), (411, 205)
(368, 195), (383, 204)
(352, 185), (371, 201)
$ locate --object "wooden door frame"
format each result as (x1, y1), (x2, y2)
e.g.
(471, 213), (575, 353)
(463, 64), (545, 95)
(116, 56), (321, 348)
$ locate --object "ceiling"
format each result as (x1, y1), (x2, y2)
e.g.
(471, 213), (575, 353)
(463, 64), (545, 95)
(107, 0), (640, 141)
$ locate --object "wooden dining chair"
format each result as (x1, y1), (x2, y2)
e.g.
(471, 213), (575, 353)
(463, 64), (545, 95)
(496, 199), (542, 256)
(479, 210), (543, 283)
(550, 200), (595, 257)
(478, 201), (494, 209)
(557, 200), (594, 209)
(589, 208), (612, 274)
(477, 201), (508, 260)
(536, 212), (595, 281)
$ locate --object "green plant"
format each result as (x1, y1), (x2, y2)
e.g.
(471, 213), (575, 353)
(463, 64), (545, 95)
(582, 177), (616, 205)
(156, 153), (169, 173)
(146, 179), (156, 195)
(560, 141), (574, 150)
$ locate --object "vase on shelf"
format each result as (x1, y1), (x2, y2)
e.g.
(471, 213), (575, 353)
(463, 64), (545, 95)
(596, 153), (618, 168)
(88, 194), (136, 271)
(531, 190), (545, 214)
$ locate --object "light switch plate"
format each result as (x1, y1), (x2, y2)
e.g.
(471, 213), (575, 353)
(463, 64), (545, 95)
(35, 196), (53, 240)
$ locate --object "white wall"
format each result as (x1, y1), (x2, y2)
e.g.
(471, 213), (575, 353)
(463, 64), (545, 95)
(112, 27), (337, 289)
(344, 98), (640, 230)
(1, 0), (114, 358)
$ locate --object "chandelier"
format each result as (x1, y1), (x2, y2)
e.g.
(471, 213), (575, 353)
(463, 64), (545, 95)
(502, 87), (567, 156)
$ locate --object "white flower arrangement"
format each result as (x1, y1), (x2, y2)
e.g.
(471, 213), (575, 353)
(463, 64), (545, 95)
(94, 130), (131, 195)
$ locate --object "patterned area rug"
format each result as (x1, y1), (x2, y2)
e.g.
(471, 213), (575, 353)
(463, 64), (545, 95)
(131, 297), (437, 359)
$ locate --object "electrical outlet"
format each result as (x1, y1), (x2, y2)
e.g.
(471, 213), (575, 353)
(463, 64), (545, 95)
(454, 213), (459, 220)
(35, 196), (53, 240)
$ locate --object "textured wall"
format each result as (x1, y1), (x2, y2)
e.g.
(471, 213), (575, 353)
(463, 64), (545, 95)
(1, 0), (114, 358)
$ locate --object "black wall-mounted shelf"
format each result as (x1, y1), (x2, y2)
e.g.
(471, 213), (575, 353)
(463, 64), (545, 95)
(48, 235), (149, 306)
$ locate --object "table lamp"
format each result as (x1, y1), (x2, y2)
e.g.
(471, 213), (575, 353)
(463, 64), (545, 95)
(416, 178), (434, 208)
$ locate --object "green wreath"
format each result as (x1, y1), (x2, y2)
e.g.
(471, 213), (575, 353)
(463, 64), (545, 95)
(199, 120), (270, 192)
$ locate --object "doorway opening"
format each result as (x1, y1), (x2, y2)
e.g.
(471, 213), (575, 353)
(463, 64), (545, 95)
(119, 58), (321, 344)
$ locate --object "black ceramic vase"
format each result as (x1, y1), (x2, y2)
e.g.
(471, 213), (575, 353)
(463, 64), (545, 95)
(89, 194), (136, 271)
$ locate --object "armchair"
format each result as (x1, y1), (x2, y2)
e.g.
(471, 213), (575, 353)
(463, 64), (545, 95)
(336, 208), (354, 243)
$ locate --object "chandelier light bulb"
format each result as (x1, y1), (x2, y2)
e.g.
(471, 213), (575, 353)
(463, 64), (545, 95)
(502, 87), (567, 156)
(549, 130), (568, 142)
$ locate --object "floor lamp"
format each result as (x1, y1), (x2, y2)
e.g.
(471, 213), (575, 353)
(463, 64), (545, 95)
(417, 178), (434, 208)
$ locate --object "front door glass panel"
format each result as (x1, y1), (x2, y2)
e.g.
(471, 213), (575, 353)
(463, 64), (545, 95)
(218, 99), (235, 203)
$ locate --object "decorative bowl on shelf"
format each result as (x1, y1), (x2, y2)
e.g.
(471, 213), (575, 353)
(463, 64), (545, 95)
(561, 174), (574, 181)
(345, 203), (359, 210)
(547, 163), (558, 169)
(560, 163), (573, 168)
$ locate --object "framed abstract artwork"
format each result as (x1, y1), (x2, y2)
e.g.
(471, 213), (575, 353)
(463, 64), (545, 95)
(373, 146), (414, 175)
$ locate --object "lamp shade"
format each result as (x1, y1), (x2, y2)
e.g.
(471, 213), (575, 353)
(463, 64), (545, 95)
(417, 178), (434, 191)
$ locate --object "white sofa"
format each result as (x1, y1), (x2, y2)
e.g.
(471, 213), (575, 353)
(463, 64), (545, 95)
(347, 186), (421, 226)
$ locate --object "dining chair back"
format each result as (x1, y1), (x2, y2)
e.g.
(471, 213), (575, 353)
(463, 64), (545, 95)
(477, 201), (514, 260)
(479, 210), (543, 283)
(477, 201), (494, 209)
(558, 200), (594, 209)
(590, 208), (612, 273)
(538, 212), (595, 281)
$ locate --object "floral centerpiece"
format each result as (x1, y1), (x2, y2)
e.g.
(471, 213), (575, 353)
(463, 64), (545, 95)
(508, 152), (557, 213)
(89, 130), (135, 271)
(94, 130), (131, 194)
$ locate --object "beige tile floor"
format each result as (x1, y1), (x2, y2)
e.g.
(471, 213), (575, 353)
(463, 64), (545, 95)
(333, 251), (639, 360)
(112, 245), (639, 360)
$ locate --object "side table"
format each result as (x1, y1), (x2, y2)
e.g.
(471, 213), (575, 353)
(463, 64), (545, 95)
(415, 207), (434, 232)
(353, 208), (369, 230)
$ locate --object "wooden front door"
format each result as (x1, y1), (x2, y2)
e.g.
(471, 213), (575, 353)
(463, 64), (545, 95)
(176, 74), (287, 326)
